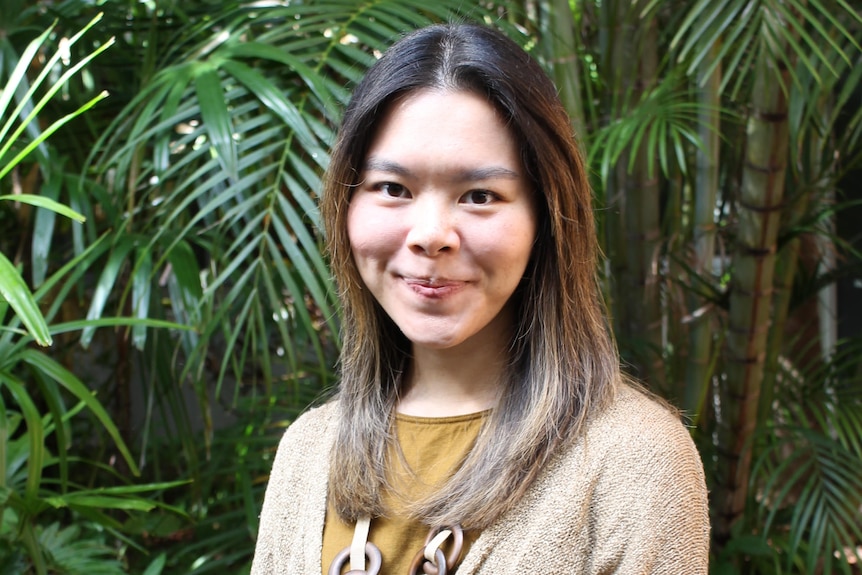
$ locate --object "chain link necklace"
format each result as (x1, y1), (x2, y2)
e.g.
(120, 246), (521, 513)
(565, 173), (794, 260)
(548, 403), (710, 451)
(328, 517), (465, 575)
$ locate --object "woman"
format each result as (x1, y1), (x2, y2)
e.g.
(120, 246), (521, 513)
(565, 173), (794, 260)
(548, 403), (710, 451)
(252, 23), (709, 574)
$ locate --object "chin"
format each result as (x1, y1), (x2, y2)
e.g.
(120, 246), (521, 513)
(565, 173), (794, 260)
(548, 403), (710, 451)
(408, 338), (461, 350)
(403, 331), (466, 351)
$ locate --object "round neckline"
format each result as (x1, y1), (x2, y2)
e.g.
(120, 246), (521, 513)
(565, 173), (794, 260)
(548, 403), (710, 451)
(394, 410), (491, 425)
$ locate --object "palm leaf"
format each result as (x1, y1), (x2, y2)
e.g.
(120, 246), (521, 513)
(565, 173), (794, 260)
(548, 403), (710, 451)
(588, 71), (731, 184)
(0, 252), (51, 346)
(754, 338), (862, 573)
(668, 0), (861, 97)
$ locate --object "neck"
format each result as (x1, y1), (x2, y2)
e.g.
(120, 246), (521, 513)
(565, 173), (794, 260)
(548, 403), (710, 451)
(396, 317), (512, 418)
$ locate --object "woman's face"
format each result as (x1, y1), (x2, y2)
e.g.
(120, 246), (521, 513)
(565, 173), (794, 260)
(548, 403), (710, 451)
(347, 89), (537, 352)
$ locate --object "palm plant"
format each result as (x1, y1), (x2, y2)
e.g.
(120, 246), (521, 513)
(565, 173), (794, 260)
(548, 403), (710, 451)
(7, 0), (861, 572)
(568, 0), (862, 570)
(0, 13), (188, 574)
(0, 14), (109, 345)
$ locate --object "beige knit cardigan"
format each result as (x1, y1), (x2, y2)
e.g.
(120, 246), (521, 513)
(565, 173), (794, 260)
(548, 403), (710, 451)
(251, 383), (710, 574)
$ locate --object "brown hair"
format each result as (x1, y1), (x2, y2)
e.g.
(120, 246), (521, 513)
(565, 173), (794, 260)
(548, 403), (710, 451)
(320, 23), (619, 529)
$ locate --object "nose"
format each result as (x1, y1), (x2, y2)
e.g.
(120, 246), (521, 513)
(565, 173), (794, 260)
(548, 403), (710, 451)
(406, 200), (460, 256)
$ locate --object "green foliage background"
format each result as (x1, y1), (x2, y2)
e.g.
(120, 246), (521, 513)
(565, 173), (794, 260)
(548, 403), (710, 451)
(0, 1), (860, 573)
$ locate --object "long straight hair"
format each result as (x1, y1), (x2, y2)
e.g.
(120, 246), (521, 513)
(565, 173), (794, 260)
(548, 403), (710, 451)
(320, 24), (620, 529)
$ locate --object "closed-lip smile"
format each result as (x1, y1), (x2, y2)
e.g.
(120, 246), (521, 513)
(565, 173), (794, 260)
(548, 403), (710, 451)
(402, 276), (466, 297)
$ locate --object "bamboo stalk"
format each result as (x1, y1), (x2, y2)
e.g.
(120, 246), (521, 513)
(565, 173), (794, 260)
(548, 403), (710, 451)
(597, 0), (664, 385)
(715, 49), (790, 542)
(760, 201), (806, 424)
(540, 0), (586, 141)
(761, 82), (832, 422)
(683, 40), (722, 414)
(624, 6), (663, 386)
(598, 0), (629, 339)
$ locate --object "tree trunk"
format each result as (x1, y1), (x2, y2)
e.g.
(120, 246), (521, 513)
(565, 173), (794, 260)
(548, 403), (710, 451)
(539, 0), (586, 141)
(683, 40), (722, 414)
(598, 0), (629, 340)
(715, 49), (790, 542)
(624, 4), (663, 387)
(599, 0), (663, 387)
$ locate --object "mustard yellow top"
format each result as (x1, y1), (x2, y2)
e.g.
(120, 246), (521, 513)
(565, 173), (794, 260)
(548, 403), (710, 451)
(322, 411), (488, 574)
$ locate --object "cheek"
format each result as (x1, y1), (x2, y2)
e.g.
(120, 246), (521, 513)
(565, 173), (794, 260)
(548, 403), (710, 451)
(345, 199), (363, 248)
(486, 217), (537, 271)
(347, 203), (401, 268)
(346, 201), (374, 258)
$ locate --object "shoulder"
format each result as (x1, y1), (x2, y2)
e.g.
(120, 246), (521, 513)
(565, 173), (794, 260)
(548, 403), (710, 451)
(544, 381), (706, 506)
(261, 400), (340, 489)
(586, 382), (699, 464)
(270, 400), (340, 465)
(279, 400), (339, 440)
(466, 383), (709, 573)
(572, 382), (710, 571)
(252, 401), (338, 573)
(578, 382), (706, 503)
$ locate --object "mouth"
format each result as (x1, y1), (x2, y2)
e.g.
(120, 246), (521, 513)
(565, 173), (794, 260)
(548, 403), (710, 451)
(402, 276), (466, 298)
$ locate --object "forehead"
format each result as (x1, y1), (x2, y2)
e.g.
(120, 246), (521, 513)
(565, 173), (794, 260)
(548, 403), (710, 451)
(362, 89), (522, 174)
(376, 87), (509, 132)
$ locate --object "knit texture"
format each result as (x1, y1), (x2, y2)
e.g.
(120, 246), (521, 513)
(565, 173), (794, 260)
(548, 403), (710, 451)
(251, 383), (710, 574)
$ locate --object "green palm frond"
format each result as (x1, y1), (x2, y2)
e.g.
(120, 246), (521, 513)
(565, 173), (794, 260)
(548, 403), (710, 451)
(755, 427), (862, 573)
(660, 0), (861, 97)
(0, 13), (109, 346)
(753, 337), (862, 574)
(787, 38), (862, 184)
(38, 522), (126, 575)
(588, 70), (732, 184)
(137, 391), (319, 574)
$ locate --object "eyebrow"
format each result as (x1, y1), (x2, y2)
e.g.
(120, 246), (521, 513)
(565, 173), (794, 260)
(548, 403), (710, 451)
(362, 157), (522, 182)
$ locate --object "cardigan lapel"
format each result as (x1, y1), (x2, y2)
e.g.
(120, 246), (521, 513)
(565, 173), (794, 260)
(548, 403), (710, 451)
(303, 411), (336, 573)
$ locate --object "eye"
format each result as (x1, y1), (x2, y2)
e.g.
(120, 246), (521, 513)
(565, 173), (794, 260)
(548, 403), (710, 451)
(374, 182), (411, 199)
(461, 190), (497, 205)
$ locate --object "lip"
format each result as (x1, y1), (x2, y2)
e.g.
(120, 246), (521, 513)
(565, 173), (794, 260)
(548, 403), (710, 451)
(402, 276), (467, 298)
